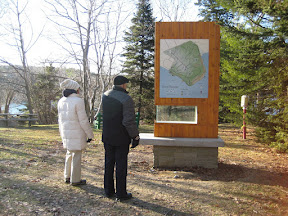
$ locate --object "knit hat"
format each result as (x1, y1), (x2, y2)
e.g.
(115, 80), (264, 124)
(114, 75), (129, 85)
(60, 79), (80, 91)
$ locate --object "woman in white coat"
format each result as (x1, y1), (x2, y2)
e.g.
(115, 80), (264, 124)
(58, 79), (94, 186)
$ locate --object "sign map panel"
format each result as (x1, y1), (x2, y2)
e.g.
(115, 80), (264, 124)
(160, 39), (209, 98)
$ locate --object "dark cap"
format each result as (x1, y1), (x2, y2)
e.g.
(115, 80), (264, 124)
(114, 75), (129, 85)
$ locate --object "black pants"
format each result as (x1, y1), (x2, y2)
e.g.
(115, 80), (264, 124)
(104, 143), (129, 197)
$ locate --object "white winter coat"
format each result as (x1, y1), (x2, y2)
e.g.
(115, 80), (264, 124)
(58, 93), (94, 150)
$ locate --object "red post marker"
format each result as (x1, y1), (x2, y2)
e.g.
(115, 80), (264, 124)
(243, 107), (246, 139)
(241, 95), (248, 139)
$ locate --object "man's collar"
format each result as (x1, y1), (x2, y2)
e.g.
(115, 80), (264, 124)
(113, 85), (129, 94)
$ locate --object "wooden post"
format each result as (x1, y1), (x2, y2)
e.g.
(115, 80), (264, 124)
(241, 95), (248, 139)
(243, 107), (246, 139)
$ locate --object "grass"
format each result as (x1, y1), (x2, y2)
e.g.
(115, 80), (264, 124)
(0, 124), (287, 215)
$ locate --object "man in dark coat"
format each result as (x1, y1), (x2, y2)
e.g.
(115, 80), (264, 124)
(102, 75), (140, 201)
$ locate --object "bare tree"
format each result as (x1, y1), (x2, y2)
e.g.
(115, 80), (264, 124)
(45, 0), (108, 120)
(45, 0), (133, 121)
(0, 0), (44, 116)
(90, 1), (132, 119)
(154, 0), (197, 21)
(0, 0), (8, 19)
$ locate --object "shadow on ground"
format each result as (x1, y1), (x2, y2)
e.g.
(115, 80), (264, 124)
(162, 162), (288, 188)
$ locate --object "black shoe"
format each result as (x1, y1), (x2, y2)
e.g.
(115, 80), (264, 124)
(105, 193), (115, 198)
(116, 193), (132, 201)
(71, 179), (86, 186)
(65, 178), (70, 184)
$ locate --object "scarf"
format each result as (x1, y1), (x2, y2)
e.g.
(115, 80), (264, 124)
(63, 89), (77, 97)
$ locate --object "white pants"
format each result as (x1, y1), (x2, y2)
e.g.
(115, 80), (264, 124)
(64, 150), (82, 183)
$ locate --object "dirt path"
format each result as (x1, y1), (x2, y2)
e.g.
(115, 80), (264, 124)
(0, 124), (288, 215)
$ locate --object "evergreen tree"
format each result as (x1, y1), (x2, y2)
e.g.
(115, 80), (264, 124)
(32, 64), (61, 124)
(197, 0), (288, 151)
(122, 0), (155, 122)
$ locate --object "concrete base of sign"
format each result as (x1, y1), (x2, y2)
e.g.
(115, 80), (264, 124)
(139, 133), (225, 169)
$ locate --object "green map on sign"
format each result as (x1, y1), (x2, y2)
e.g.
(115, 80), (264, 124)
(164, 41), (206, 86)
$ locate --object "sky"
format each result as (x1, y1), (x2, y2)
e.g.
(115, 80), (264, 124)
(0, 0), (201, 71)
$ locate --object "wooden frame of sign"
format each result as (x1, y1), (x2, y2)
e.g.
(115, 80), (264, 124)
(154, 22), (220, 138)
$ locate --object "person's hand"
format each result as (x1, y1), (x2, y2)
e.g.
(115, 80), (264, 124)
(87, 138), (92, 143)
(131, 136), (140, 148)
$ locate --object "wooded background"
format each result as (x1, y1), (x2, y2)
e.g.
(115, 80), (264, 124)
(0, 0), (287, 152)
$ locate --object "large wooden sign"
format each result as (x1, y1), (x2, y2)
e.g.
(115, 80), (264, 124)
(154, 22), (220, 138)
